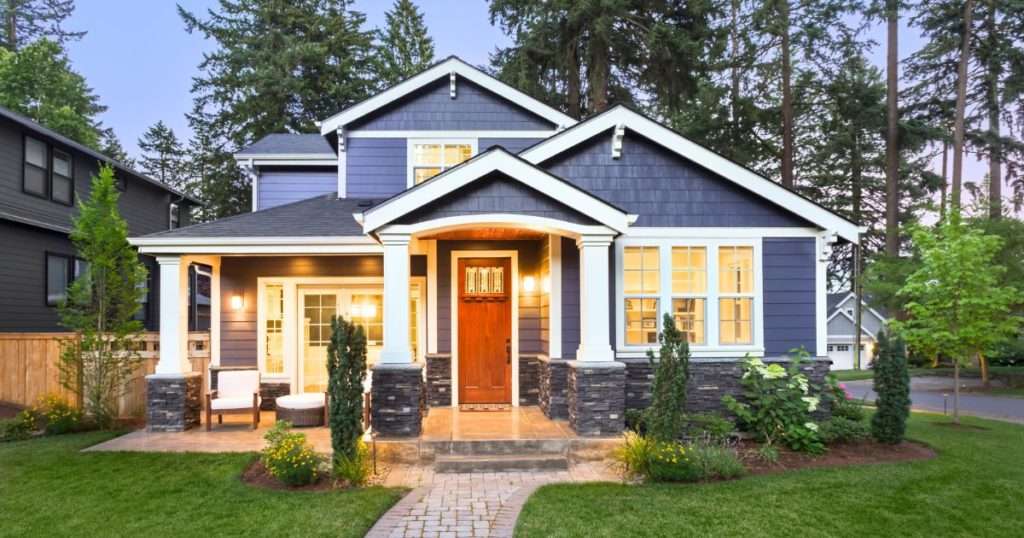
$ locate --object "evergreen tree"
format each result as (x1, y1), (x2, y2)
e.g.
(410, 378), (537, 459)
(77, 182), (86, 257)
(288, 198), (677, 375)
(870, 329), (910, 444)
(137, 120), (188, 189)
(375, 0), (434, 87)
(0, 0), (84, 51)
(326, 316), (367, 466)
(179, 0), (375, 218)
(644, 313), (690, 442)
(98, 128), (134, 168)
(0, 39), (105, 148)
(185, 117), (249, 222)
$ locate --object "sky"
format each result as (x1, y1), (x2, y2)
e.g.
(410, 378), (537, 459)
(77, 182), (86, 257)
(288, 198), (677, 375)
(65, 0), (985, 186)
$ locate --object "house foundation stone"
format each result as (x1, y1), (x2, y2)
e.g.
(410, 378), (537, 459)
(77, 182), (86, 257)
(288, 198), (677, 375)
(425, 354), (451, 407)
(538, 356), (569, 419)
(567, 361), (625, 436)
(146, 373), (202, 432)
(371, 363), (424, 437)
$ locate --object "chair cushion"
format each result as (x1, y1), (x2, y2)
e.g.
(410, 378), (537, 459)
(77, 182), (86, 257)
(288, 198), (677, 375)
(218, 370), (260, 399)
(276, 393), (326, 410)
(211, 395), (261, 411)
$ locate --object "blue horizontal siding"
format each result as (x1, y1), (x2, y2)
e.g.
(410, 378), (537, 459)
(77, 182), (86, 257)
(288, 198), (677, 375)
(258, 171), (336, 209)
(763, 237), (817, 356)
(350, 79), (555, 131)
(346, 138), (407, 198)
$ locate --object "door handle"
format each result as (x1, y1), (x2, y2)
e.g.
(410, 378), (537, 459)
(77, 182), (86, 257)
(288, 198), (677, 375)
(506, 338), (511, 364)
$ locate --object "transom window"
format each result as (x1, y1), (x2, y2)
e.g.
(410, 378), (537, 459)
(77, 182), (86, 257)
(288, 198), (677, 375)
(409, 140), (475, 185)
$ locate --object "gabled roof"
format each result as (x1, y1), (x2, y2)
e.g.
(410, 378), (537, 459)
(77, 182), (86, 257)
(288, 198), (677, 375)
(0, 105), (201, 205)
(360, 148), (634, 234)
(827, 292), (889, 324)
(236, 133), (335, 157)
(519, 105), (864, 243)
(319, 56), (578, 135)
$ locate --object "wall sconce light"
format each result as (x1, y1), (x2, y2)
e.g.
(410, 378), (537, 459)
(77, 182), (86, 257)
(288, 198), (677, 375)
(230, 294), (243, 311)
(522, 275), (536, 293)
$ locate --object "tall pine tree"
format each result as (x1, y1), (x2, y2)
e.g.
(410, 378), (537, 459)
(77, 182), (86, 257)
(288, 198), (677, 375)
(0, 0), (83, 51)
(375, 0), (434, 87)
(138, 120), (188, 189)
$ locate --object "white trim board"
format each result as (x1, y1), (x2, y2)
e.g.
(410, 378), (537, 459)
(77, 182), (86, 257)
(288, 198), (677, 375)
(348, 130), (556, 139)
(362, 149), (632, 234)
(520, 106), (865, 243)
(380, 215), (617, 240)
(319, 57), (576, 135)
(449, 250), (519, 407)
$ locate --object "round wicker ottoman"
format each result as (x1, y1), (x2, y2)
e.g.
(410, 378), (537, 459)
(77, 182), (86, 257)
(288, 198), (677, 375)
(275, 393), (327, 427)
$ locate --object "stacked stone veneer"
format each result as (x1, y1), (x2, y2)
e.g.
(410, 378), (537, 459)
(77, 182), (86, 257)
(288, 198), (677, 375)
(538, 356), (569, 419)
(620, 357), (833, 416)
(371, 363), (425, 437)
(210, 366), (290, 411)
(567, 362), (626, 436)
(425, 354), (452, 407)
(519, 354), (541, 406)
(146, 373), (202, 432)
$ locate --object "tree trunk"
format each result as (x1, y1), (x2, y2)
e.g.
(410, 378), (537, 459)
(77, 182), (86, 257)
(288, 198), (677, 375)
(951, 0), (975, 214)
(978, 351), (989, 387)
(852, 132), (863, 370)
(730, 0), (742, 157)
(4, 0), (16, 51)
(884, 0), (900, 256)
(953, 360), (961, 424)
(587, 32), (610, 113)
(940, 141), (949, 222)
(564, 35), (581, 119)
(986, 1), (1001, 220)
(780, 0), (794, 189)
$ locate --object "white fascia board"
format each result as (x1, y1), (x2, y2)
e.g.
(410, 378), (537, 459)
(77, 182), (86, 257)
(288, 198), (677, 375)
(233, 155), (337, 167)
(520, 107), (863, 243)
(361, 150), (631, 233)
(130, 236), (380, 255)
(319, 57), (577, 135)
(381, 215), (617, 238)
(347, 130), (557, 139)
(625, 227), (823, 238)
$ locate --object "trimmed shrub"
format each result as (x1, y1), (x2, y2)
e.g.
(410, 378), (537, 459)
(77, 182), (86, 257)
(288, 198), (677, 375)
(0, 410), (36, 442)
(644, 313), (690, 442)
(648, 441), (702, 482)
(819, 417), (870, 444)
(326, 316), (368, 470)
(683, 412), (734, 443)
(36, 395), (82, 435)
(261, 421), (322, 486)
(872, 330), (910, 444)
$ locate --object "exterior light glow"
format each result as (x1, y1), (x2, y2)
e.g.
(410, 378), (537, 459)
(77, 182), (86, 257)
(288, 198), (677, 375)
(230, 294), (243, 310)
(523, 275), (536, 293)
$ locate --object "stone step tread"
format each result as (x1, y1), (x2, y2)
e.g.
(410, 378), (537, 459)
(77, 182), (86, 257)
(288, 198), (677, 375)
(433, 454), (570, 473)
(425, 439), (570, 456)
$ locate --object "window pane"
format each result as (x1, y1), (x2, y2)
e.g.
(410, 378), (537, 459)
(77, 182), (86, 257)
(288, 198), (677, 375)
(413, 143), (442, 165)
(52, 175), (72, 204)
(24, 165), (46, 196)
(73, 259), (89, 279)
(672, 298), (705, 344)
(672, 247), (706, 294)
(443, 144), (472, 166)
(625, 297), (659, 345)
(719, 246), (753, 294)
(52, 151), (71, 177)
(352, 293), (383, 345)
(46, 255), (69, 305)
(264, 285), (285, 374)
(719, 298), (753, 344)
(623, 246), (659, 295)
(25, 137), (46, 167)
(414, 167), (442, 184)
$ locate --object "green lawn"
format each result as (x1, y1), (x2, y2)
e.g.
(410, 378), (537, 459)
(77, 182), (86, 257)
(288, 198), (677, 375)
(516, 414), (1024, 537)
(0, 432), (402, 537)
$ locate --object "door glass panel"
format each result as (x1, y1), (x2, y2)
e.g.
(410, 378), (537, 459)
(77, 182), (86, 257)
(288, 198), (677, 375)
(351, 293), (383, 345)
(302, 293), (335, 393)
(264, 285), (284, 374)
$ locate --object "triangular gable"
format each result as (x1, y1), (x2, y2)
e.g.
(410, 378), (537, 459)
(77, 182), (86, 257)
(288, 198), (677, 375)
(320, 57), (577, 135)
(520, 106), (863, 243)
(827, 293), (889, 325)
(360, 149), (633, 234)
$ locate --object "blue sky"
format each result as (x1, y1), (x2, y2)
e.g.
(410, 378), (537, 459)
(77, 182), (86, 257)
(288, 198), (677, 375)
(67, 1), (980, 186)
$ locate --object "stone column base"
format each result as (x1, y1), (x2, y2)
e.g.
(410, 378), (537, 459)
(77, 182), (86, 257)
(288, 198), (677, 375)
(425, 354), (452, 408)
(538, 356), (569, 419)
(371, 363), (424, 437)
(146, 372), (202, 432)
(567, 361), (625, 436)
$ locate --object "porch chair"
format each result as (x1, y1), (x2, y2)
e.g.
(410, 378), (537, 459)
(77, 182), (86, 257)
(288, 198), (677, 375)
(206, 370), (261, 431)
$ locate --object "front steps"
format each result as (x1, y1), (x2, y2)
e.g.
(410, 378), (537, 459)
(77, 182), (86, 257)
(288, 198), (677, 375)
(434, 453), (569, 472)
(428, 439), (569, 473)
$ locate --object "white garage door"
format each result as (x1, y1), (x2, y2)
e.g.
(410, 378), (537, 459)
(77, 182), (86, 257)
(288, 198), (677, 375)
(828, 344), (855, 370)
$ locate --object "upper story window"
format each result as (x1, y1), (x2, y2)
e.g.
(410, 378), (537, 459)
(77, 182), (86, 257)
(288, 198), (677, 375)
(24, 136), (48, 197)
(408, 139), (475, 186)
(46, 253), (87, 306)
(51, 149), (74, 205)
(169, 203), (180, 229)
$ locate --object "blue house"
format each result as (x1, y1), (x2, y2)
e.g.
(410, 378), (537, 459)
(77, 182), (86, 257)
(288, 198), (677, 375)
(131, 57), (862, 435)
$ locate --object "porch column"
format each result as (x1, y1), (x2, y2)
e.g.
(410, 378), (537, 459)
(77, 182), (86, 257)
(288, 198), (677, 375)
(380, 232), (413, 363)
(147, 255), (201, 432)
(569, 234), (625, 436)
(576, 235), (615, 362)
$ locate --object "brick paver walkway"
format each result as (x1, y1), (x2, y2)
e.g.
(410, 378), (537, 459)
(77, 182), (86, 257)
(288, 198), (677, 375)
(366, 463), (618, 538)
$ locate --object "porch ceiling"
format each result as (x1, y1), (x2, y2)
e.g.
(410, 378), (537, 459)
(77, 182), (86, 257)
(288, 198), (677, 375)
(419, 227), (547, 241)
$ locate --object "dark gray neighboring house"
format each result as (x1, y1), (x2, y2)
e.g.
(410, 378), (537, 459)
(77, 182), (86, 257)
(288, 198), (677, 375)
(0, 106), (201, 332)
(130, 56), (865, 435)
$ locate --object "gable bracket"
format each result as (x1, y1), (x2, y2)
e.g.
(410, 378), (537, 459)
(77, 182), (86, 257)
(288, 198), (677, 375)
(819, 231), (838, 261)
(449, 71), (456, 99)
(337, 126), (346, 152)
(611, 123), (626, 159)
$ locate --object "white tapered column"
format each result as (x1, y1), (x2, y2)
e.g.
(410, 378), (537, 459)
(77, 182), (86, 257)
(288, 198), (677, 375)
(380, 232), (413, 363)
(155, 255), (190, 374)
(576, 235), (615, 362)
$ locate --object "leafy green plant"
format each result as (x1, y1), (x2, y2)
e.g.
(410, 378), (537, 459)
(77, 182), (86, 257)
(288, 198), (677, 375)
(334, 439), (371, 487)
(624, 409), (646, 435)
(825, 375), (867, 422)
(683, 412), (734, 443)
(644, 313), (690, 441)
(722, 350), (825, 454)
(647, 441), (703, 482)
(871, 330), (911, 443)
(756, 444), (780, 465)
(326, 316), (368, 471)
(261, 421), (322, 487)
(819, 417), (871, 444)
(35, 394), (83, 435)
(688, 442), (746, 480)
(614, 431), (655, 480)
(0, 410), (36, 442)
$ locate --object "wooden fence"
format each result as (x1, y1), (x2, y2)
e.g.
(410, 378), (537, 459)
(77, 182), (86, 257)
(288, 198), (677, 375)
(0, 331), (210, 418)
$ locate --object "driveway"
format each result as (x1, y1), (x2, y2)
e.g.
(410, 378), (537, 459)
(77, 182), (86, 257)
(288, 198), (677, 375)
(843, 377), (1024, 423)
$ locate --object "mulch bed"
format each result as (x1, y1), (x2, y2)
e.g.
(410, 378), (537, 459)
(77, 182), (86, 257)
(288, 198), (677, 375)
(241, 459), (392, 492)
(741, 440), (936, 475)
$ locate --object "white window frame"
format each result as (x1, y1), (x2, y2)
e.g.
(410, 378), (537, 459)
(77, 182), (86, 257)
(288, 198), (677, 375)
(670, 246), (708, 345)
(621, 245), (661, 347)
(717, 245), (757, 346)
(615, 237), (764, 358)
(169, 203), (180, 229)
(406, 138), (478, 188)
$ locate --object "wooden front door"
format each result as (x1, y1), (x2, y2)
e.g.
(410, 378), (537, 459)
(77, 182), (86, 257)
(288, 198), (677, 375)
(458, 257), (513, 404)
